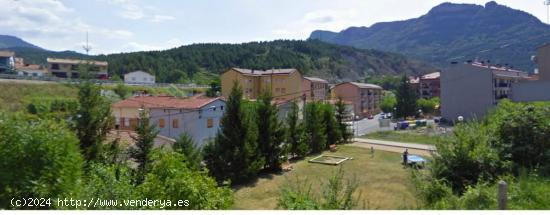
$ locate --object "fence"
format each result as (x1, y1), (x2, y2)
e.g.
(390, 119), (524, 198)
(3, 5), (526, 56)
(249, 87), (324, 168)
(0, 73), (210, 89)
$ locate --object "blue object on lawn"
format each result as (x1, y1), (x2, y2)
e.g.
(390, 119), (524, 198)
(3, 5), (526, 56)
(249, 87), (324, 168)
(407, 155), (426, 164)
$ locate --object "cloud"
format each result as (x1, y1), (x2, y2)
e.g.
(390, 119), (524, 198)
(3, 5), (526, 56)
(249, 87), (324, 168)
(272, 9), (360, 38)
(0, 0), (134, 54)
(151, 15), (175, 23)
(119, 38), (183, 53)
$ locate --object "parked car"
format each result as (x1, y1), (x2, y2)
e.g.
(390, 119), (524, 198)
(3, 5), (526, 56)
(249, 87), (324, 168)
(367, 114), (374, 119)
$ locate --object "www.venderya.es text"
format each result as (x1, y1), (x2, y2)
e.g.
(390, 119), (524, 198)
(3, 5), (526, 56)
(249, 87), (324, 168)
(10, 197), (190, 209)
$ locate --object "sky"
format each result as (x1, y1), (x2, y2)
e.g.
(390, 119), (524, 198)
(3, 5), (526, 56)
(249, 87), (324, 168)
(0, 0), (548, 54)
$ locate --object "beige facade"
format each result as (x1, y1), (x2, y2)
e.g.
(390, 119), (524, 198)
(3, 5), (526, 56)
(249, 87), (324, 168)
(302, 77), (329, 102)
(47, 58), (108, 79)
(332, 82), (383, 118)
(220, 68), (304, 101)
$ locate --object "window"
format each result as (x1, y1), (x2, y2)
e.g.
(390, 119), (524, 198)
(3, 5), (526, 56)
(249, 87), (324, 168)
(172, 119), (179, 128)
(159, 118), (165, 128)
(275, 88), (280, 93)
(281, 88), (286, 94)
(207, 118), (213, 128)
(124, 118), (129, 127)
(221, 106), (224, 110)
(51, 63), (59, 70)
(132, 77), (136, 81)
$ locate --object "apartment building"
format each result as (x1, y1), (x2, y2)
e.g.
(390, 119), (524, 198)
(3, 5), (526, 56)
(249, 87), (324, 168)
(0, 51), (15, 73)
(410, 72), (441, 98)
(511, 43), (550, 102)
(220, 68), (304, 101)
(112, 95), (225, 147)
(332, 82), (383, 119)
(302, 76), (329, 102)
(441, 62), (529, 121)
(47, 58), (108, 79)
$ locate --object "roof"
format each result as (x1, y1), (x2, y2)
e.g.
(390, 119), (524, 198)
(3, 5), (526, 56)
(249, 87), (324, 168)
(409, 77), (420, 84)
(469, 63), (529, 78)
(336, 82), (382, 89)
(229, 68), (298, 76)
(0, 51), (14, 57)
(46, 58), (108, 66)
(125, 70), (154, 77)
(303, 76), (328, 83)
(112, 96), (224, 109)
(421, 72), (440, 79)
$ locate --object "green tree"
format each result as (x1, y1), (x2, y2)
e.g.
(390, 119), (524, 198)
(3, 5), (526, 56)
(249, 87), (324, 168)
(380, 92), (397, 114)
(0, 113), (83, 209)
(335, 98), (352, 144)
(395, 75), (418, 118)
(139, 150), (234, 209)
(286, 101), (309, 158)
(417, 97), (439, 115)
(206, 79), (221, 97)
(257, 90), (286, 171)
(321, 104), (341, 147)
(114, 83), (131, 99)
(74, 81), (114, 162)
(203, 82), (264, 184)
(304, 102), (326, 154)
(130, 110), (159, 184)
(83, 163), (138, 209)
(172, 132), (202, 170)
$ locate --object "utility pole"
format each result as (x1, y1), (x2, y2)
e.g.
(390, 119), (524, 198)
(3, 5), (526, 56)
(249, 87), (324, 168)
(545, 0), (550, 26)
(83, 31), (92, 56)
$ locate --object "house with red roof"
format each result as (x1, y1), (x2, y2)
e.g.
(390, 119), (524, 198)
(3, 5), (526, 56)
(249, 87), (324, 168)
(112, 95), (225, 147)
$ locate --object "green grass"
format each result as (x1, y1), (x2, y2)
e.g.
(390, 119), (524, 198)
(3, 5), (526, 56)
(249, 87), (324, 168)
(0, 82), (78, 112)
(232, 145), (418, 209)
(363, 131), (442, 145)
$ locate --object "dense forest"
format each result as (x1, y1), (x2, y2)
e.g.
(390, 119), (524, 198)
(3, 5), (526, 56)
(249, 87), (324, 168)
(98, 40), (435, 83)
(4, 39), (435, 84)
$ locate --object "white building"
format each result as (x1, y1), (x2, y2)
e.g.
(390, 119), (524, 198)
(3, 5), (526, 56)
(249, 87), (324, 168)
(124, 71), (155, 84)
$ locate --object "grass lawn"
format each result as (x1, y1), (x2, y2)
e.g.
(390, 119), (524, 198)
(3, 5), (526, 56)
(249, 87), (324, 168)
(0, 82), (78, 112)
(363, 131), (442, 145)
(232, 145), (419, 209)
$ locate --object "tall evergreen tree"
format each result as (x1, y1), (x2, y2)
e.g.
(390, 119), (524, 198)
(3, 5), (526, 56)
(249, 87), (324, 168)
(130, 109), (159, 184)
(286, 101), (309, 158)
(256, 90), (285, 171)
(203, 82), (264, 184)
(335, 98), (352, 144)
(304, 102), (326, 154)
(395, 75), (418, 119)
(321, 104), (341, 148)
(74, 74), (114, 162)
(173, 132), (202, 170)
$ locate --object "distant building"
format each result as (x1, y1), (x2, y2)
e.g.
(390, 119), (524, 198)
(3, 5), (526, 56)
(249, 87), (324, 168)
(47, 58), (108, 79)
(112, 95), (225, 147)
(220, 68), (304, 101)
(410, 72), (440, 99)
(17, 65), (48, 77)
(0, 51), (15, 73)
(124, 70), (156, 84)
(332, 82), (383, 119)
(302, 76), (329, 102)
(511, 43), (550, 102)
(441, 62), (530, 121)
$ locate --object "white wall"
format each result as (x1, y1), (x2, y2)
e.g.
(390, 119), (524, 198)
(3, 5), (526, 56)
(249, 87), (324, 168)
(124, 71), (155, 84)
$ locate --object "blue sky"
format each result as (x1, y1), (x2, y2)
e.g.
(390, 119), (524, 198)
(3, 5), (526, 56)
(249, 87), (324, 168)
(1, 0), (548, 54)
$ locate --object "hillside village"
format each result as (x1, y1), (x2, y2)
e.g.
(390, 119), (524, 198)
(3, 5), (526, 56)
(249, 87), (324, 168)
(1, 0), (550, 212)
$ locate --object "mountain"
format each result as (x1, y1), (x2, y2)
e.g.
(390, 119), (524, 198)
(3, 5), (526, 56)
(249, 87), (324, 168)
(310, 1), (550, 71)
(2, 36), (435, 83)
(99, 40), (435, 83)
(0, 35), (43, 50)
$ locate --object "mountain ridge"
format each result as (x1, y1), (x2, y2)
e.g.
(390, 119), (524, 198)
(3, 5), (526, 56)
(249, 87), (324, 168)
(310, 1), (550, 71)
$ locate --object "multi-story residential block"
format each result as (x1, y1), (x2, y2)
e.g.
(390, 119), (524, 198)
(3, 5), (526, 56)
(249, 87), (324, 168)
(0, 51), (15, 73)
(511, 43), (550, 102)
(410, 72), (440, 99)
(302, 76), (329, 102)
(220, 68), (304, 101)
(124, 70), (156, 84)
(112, 95), (225, 147)
(441, 62), (529, 121)
(47, 58), (108, 79)
(332, 82), (383, 119)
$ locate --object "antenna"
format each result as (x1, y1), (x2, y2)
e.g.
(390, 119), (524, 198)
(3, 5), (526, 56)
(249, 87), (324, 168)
(545, 0), (550, 25)
(82, 31), (92, 55)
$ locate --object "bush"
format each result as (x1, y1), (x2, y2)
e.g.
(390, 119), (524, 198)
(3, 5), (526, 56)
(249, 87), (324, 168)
(82, 163), (138, 209)
(0, 113), (83, 209)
